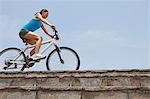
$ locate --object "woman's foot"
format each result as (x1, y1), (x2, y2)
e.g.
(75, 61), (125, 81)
(32, 53), (46, 61)
(34, 53), (43, 59)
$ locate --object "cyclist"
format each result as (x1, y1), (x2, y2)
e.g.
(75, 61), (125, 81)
(19, 9), (56, 59)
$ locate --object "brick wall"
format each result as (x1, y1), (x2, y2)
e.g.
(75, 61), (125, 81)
(0, 70), (150, 99)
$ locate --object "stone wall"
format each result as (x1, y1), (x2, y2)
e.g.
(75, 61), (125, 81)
(0, 69), (150, 99)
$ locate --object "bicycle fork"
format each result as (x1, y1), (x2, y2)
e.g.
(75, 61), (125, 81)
(54, 45), (64, 64)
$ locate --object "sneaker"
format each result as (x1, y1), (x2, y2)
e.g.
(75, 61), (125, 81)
(35, 53), (42, 58)
(34, 53), (46, 60)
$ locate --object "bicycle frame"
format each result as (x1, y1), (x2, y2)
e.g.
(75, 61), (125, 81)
(23, 38), (58, 57)
(9, 38), (58, 65)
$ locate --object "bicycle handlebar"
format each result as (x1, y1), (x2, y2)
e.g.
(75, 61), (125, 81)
(53, 30), (59, 40)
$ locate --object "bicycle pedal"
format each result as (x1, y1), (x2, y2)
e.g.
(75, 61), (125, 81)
(27, 62), (35, 68)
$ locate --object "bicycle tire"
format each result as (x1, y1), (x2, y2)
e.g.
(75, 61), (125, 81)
(46, 47), (80, 71)
(0, 47), (26, 71)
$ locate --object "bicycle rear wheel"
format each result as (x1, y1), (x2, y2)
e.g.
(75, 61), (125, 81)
(46, 47), (80, 71)
(0, 47), (26, 71)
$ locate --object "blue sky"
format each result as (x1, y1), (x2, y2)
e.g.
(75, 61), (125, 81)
(0, 0), (149, 71)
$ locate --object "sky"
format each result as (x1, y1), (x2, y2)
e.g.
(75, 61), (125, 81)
(0, 0), (149, 71)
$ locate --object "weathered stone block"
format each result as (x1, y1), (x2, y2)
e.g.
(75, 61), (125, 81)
(82, 91), (127, 99)
(0, 90), (36, 99)
(38, 91), (81, 99)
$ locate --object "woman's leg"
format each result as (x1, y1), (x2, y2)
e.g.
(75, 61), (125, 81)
(25, 39), (36, 56)
(23, 32), (43, 57)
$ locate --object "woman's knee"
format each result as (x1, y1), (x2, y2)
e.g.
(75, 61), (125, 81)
(26, 39), (36, 45)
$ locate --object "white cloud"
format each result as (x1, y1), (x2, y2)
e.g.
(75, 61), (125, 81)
(66, 30), (125, 48)
(66, 29), (148, 50)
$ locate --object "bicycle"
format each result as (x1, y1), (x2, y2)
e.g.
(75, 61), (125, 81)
(0, 31), (80, 71)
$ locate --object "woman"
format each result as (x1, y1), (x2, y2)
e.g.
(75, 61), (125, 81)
(19, 9), (56, 59)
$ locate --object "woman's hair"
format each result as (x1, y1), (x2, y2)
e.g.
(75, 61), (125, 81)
(40, 9), (48, 14)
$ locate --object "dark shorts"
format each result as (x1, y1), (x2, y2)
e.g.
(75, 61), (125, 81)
(19, 29), (29, 39)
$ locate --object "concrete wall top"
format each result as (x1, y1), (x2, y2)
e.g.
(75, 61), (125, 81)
(0, 69), (149, 78)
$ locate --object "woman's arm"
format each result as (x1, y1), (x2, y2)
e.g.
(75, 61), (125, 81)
(41, 24), (53, 38)
(35, 13), (56, 30)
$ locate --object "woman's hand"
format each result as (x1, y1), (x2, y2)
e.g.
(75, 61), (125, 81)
(52, 33), (59, 40)
(50, 24), (56, 32)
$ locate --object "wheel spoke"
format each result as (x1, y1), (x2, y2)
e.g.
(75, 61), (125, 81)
(0, 48), (26, 71)
(46, 47), (80, 71)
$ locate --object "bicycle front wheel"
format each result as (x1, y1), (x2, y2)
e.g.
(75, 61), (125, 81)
(0, 47), (26, 71)
(46, 47), (80, 71)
